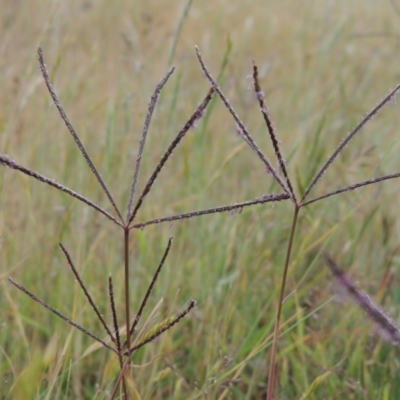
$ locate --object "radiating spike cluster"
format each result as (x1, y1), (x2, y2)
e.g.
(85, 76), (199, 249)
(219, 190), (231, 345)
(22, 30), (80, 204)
(3, 44), (400, 400)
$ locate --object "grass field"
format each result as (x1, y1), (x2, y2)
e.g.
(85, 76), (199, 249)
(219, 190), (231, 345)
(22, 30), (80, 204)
(2, 1), (400, 399)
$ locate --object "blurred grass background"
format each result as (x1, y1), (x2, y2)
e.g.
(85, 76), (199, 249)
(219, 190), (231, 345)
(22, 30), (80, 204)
(2, 0), (400, 398)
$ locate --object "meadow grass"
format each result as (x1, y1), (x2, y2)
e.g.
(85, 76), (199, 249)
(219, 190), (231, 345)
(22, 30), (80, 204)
(2, 1), (400, 398)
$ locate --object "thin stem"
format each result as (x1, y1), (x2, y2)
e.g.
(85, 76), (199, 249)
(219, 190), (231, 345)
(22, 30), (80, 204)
(301, 83), (400, 203)
(130, 193), (289, 230)
(109, 360), (131, 400)
(0, 155), (123, 227)
(252, 62), (297, 203)
(108, 276), (127, 399)
(38, 47), (124, 223)
(266, 206), (299, 400)
(195, 46), (290, 196)
(59, 243), (116, 345)
(123, 237), (173, 348)
(124, 227), (131, 355)
(8, 278), (117, 354)
(301, 172), (400, 207)
(126, 67), (175, 219)
(128, 88), (214, 225)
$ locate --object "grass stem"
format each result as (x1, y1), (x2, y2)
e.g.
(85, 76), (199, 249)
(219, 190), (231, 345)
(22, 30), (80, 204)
(124, 227), (131, 374)
(266, 206), (299, 400)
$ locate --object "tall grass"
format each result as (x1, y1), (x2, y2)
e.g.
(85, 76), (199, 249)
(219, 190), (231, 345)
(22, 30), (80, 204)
(2, 1), (400, 399)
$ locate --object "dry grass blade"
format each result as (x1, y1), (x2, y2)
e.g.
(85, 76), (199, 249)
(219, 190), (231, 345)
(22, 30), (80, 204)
(324, 254), (400, 345)
(252, 62), (297, 203)
(130, 193), (289, 230)
(124, 237), (173, 348)
(126, 67), (175, 220)
(301, 83), (400, 203)
(302, 172), (400, 207)
(110, 358), (147, 400)
(109, 360), (132, 400)
(131, 297), (164, 350)
(0, 154), (122, 226)
(195, 46), (289, 195)
(59, 243), (116, 345)
(8, 278), (117, 353)
(125, 300), (196, 356)
(37, 47), (123, 222)
(128, 88), (214, 225)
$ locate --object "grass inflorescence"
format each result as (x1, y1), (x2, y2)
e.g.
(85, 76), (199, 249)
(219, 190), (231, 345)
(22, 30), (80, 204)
(3, 2), (400, 399)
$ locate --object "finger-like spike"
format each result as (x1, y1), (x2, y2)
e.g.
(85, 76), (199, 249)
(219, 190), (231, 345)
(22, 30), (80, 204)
(126, 67), (175, 220)
(9, 278), (117, 354)
(38, 47), (123, 222)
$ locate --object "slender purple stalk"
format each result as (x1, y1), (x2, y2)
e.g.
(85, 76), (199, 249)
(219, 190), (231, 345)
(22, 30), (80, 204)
(0, 155), (122, 226)
(130, 193), (289, 230)
(266, 206), (299, 400)
(38, 47), (123, 223)
(128, 88), (214, 225)
(252, 62), (297, 203)
(59, 243), (116, 345)
(108, 276), (122, 355)
(195, 46), (290, 196)
(108, 276), (127, 399)
(302, 172), (400, 207)
(9, 278), (117, 353)
(301, 83), (400, 203)
(126, 67), (175, 220)
(123, 228), (131, 356)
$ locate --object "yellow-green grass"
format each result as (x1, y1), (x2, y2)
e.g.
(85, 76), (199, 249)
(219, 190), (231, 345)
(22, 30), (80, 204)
(2, 1), (400, 398)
